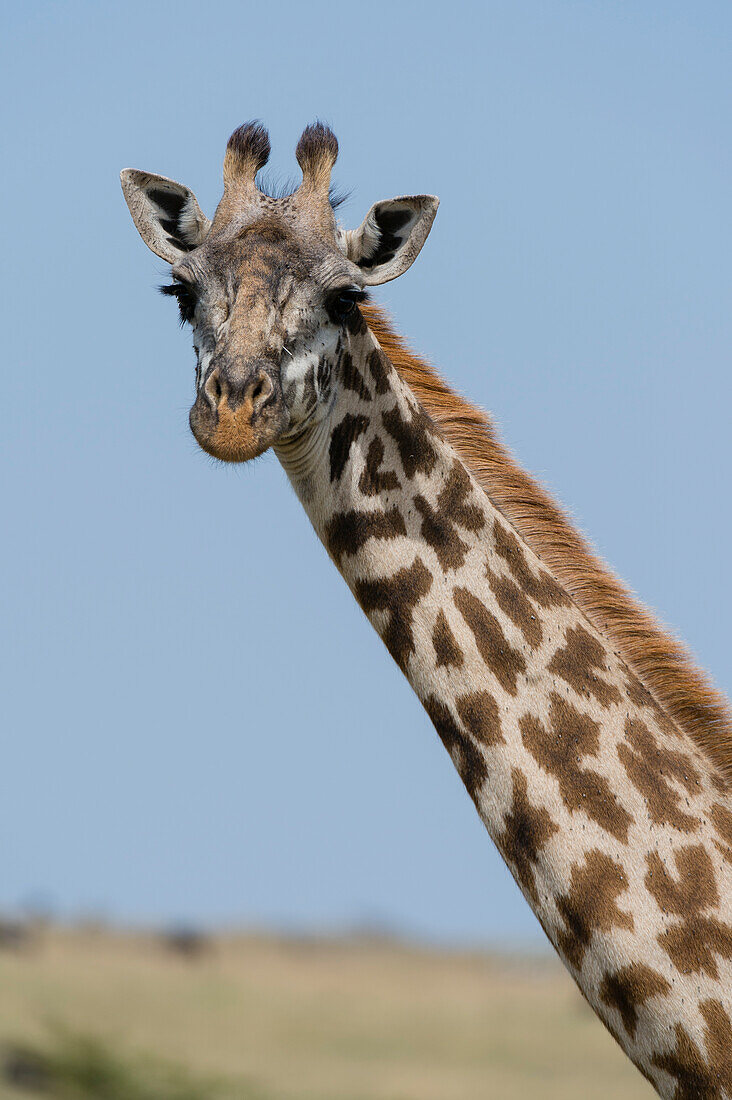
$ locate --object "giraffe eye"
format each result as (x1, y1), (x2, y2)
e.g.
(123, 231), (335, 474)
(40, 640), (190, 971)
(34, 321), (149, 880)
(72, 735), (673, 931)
(327, 287), (367, 324)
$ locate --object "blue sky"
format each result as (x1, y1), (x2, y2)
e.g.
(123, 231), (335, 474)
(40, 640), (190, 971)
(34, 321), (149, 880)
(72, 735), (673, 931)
(2, 1), (730, 945)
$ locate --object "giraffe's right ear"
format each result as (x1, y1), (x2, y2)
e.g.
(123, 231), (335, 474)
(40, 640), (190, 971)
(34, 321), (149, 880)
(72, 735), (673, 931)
(120, 170), (211, 263)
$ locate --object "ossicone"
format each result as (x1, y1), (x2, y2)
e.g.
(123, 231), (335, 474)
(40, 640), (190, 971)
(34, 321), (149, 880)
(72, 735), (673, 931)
(223, 120), (271, 190)
(295, 122), (338, 192)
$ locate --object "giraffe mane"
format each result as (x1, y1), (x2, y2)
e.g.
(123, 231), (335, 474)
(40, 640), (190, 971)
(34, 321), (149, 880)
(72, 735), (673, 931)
(362, 302), (732, 786)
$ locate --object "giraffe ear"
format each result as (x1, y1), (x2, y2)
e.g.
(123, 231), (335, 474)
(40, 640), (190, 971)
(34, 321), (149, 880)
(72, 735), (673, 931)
(120, 169), (211, 263)
(344, 195), (439, 286)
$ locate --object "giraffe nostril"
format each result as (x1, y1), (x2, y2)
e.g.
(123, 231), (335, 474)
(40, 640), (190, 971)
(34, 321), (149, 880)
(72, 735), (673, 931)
(247, 370), (274, 415)
(204, 369), (227, 409)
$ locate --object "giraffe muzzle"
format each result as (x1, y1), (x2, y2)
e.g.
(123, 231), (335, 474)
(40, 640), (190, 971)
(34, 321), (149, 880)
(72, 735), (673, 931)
(189, 360), (287, 462)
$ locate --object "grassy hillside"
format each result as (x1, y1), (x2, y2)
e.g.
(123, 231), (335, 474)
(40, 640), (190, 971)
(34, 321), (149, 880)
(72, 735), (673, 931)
(0, 927), (652, 1099)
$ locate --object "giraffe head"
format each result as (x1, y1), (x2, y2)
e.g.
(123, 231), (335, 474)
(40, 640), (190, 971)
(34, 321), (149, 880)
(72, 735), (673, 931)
(122, 122), (438, 462)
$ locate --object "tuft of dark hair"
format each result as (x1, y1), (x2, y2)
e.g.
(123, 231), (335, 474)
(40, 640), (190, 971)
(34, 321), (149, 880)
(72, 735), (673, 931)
(227, 120), (271, 171)
(295, 121), (338, 172)
(329, 186), (350, 210)
(254, 171), (298, 200)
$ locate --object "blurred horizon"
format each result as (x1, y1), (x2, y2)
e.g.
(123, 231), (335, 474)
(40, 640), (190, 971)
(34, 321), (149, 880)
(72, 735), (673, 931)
(0, 923), (651, 1099)
(2, 1), (731, 947)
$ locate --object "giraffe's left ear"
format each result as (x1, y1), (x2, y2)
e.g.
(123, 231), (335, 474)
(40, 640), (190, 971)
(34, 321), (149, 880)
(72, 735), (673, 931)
(120, 169), (211, 263)
(344, 195), (439, 285)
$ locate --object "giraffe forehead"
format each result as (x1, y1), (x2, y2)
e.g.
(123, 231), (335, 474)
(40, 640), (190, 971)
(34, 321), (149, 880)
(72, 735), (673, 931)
(201, 195), (351, 281)
(192, 220), (306, 291)
(189, 221), (355, 311)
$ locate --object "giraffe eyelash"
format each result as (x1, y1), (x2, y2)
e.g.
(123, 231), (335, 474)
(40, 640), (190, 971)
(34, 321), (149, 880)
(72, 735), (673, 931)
(160, 280), (198, 326)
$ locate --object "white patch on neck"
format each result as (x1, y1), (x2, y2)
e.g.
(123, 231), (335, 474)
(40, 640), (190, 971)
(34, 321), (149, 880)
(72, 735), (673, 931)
(280, 326), (340, 427)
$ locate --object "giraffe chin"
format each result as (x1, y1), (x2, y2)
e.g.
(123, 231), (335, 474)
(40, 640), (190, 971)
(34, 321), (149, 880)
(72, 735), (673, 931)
(189, 397), (287, 464)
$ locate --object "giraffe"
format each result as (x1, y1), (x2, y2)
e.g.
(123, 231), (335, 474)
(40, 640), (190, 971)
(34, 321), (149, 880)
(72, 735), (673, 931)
(122, 122), (732, 1098)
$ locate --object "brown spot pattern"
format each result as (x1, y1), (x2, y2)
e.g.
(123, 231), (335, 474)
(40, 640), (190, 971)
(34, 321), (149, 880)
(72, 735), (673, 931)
(623, 671), (682, 739)
(598, 963), (671, 1040)
(329, 413), (369, 482)
(711, 803), (732, 864)
(358, 437), (400, 497)
(496, 769), (559, 905)
(624, 670), (656, 710)
(366, 348), (390, 395)
(355, 557), (432, 671)
(414, 494), (469, 571)
(555, 850), (634, 970)
(651, 999), (732, 1100)
(618, 716), (701, 832)
(453, 586), (527, 696)
(492, 521), (571, 608)
(548, 625), (622, 708)
(438, 459), (485, 530)
(486, 565), (543, 649)
(698, 999), (732, 1097)
(326, 506), (406, 565)
(653, 1024), (716, 1099)
(454, 690), (503, 750)
(339, 350), (372, 402)
(414, 459), (485, 572)
(645, 844), (732, 979)
(520, 694), (632, 842)
(431, 610), (464, 669)
(363, 305), (732, 785)
(382, 403), (437, 479)
(424, 695), (486, 802)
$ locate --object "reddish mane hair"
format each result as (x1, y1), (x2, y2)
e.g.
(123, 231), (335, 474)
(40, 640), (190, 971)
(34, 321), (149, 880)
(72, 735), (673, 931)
(362, 303), (732, 785)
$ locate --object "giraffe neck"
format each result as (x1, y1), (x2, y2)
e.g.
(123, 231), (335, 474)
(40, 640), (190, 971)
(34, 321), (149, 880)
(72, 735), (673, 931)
(275, 312), (732, 1099)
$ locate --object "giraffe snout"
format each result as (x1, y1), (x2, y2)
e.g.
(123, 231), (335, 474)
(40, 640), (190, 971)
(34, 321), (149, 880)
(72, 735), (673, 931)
(189, 359), (287, 463)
